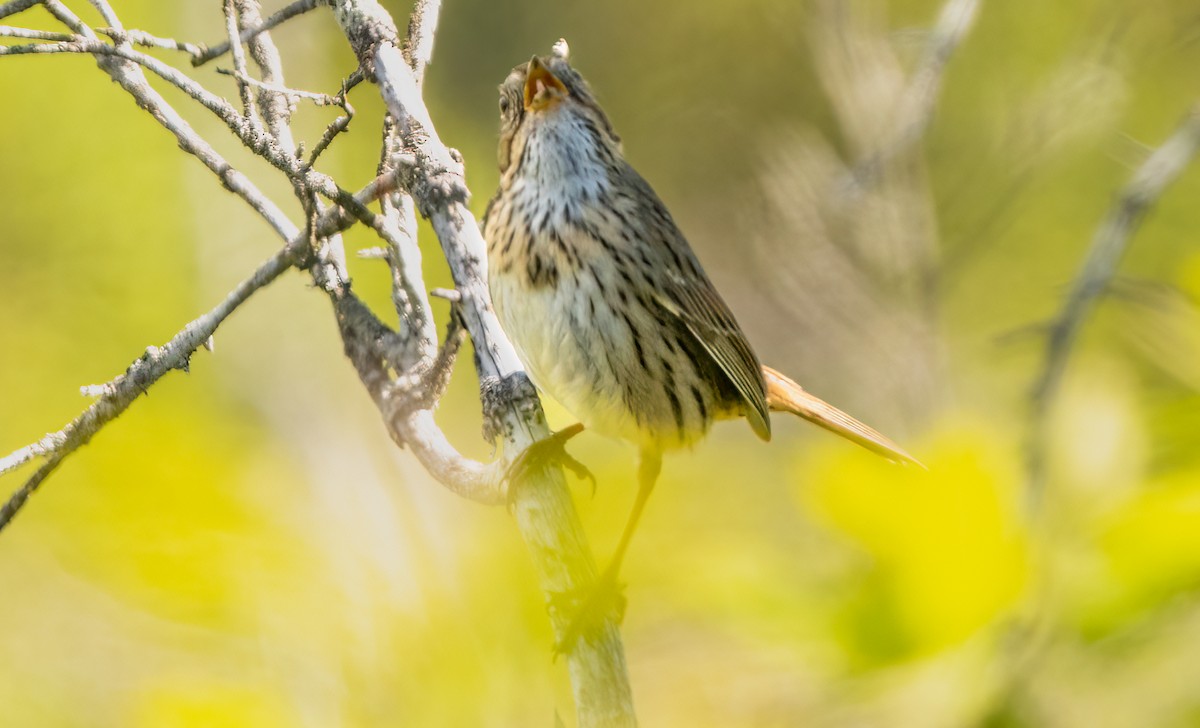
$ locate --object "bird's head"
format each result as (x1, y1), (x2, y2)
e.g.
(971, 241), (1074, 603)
(496, 40), (621, 175)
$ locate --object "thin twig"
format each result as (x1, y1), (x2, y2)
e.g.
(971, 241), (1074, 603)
(96, 26), (205, 56)
(233, 0), (295, 145)
(30, 1), (299, 241)
(0, 439), (56, 477)
(223, 0), (262, 127)
(0, 33), (356, 213)
(216, 67), (347, 107)
(899, 0), (980, 153)
(84, 0), (120, 28)
(403, 0), (440, 83)
(334, 292), (503, 504)
(40, 0), (88, 34)
(847, 0), (981, 187)
(0, 161), (409, 526)
(0, 0), (39, 20)
(0, 25), (75, 41)
(224, 0), (463, 486)
(308, 106), (354, 165)
(192, 0), (318, 66)
(224, 0), (441, 426)
(1027, 102), (1200, 500)
(0, 245), (297, 532)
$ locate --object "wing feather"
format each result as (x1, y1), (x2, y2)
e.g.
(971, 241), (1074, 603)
(629, 172), (771, 441)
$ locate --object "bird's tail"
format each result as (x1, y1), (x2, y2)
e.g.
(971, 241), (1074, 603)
(762, 366), (924, 468)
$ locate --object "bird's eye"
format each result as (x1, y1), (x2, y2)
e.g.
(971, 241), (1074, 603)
(499, 96), (510, 115)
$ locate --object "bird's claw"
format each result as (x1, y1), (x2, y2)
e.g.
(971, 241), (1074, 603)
(505, 423), (595, 509)
(549, 568), (627, 658)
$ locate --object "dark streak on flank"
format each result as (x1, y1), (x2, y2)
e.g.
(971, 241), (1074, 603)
(691, 384), (708, 423)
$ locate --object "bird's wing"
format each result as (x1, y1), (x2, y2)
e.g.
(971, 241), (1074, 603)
(630, 174), (771, 441)
(655, 271), (771, 441)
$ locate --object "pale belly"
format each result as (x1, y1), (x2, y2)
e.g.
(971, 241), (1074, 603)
(490, 270), (656, 447)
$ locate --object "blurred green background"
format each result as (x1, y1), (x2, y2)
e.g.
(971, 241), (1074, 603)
(3, 0), (1200, 726)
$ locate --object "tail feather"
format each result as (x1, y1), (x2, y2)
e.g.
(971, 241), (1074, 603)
(762, 366), (925, 468)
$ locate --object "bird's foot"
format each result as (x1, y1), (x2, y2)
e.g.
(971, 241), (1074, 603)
(505, 423), (594, 508)
(550, 564), (627, 658)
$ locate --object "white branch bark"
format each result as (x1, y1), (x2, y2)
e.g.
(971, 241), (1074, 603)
(323, 1), (637, 725)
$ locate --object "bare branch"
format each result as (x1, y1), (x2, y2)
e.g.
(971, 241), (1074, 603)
(96, 26), (205, 56)
(326, 2), (636, 724)
(0, 25), (74, 41)
(0, 439), (56, 477)
(22, 5), (302, 241)
(216, 66), (348, 108)
(1028, 103), (1200, 499)
(216, 0), (473, 497)
(273, 0), (480, 503)
(223, 0), (262, 127)
(192, 0), (318, 66)
(0, 0), (39, 20)
(0, 35), (349, 205)
(0, 245), (297, 532)
(403, 0), (440, 83)
(333, 292), (503, 505)
(234, 0), (295, 143)
(307, 102), (354, 164)
(846, 0), (981, 187)
(0, 159), (411, 529)
(40, 0), (88, 34)
(84, 0), (120, 28)
(897, 0), (980, 156)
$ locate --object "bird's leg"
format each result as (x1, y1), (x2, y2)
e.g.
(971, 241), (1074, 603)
(505, 422), (594, 508)
(603, 448), (662, 584)
(554, 448), (662, 656)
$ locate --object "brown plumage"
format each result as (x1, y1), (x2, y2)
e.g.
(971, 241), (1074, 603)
(483, 46), (920, 642)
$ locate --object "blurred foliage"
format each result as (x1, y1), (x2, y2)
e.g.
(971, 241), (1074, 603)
(2, 0), (1200, 726)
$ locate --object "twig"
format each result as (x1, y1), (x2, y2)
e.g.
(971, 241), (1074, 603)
(0, 32), (350, 209)
(40, 0), (88, 35)
(216, 67), (348, 107)
(307, 105), (354, 165)
(28, 1), (300, 241)
(847, 0), (981, 187)
(223, 0), (262, 127)
(307, 72), (362, 166)
(96, 26), (205, 56)
(375, 19), (438, 374)
(84, 0), (120, 28)
(898, 0), (980, 154)
(0, 157), (413, 526)
(0, 0), (39, 20)
(192, 0), (318, 66)
(0, 439), (57, 477)
(218, 0), (471, 492)
(234, 0), (295, 145)
(0, 25), (75, 41)
(1027, 102), (1200, 500)
(334, 292), (503, 504)
(0, 39), (282, 158)
(0, 245), (297, 532)
(403, 0), (440, 83)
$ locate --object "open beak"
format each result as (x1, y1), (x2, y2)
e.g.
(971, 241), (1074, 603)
(524, 56), (568, 112)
